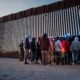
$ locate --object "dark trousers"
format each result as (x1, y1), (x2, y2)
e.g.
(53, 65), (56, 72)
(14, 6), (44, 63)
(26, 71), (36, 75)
(55, 51), (61, 65)
(61, 51), (72, 65)
(36, 51), (42, 63)
(68, 52), (72, 64)
(31, 51), (37, 62)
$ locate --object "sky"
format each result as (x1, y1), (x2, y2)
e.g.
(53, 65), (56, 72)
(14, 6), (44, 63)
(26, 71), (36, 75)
(0, 0), (62, 17)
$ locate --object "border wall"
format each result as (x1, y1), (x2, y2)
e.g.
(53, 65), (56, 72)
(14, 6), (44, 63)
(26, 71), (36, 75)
(0, 0), (80, 52)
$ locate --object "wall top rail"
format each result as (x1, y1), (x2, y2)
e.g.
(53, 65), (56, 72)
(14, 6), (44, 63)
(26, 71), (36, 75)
(0, 0), (79, 23)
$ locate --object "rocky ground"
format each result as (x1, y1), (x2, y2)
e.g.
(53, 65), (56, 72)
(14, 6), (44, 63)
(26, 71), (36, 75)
(0, 58), (80, 80)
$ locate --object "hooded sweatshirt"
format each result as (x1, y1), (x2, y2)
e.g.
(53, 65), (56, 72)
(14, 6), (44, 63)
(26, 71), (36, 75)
(70, 37), (80, 52)
(54, 40), (62, 52)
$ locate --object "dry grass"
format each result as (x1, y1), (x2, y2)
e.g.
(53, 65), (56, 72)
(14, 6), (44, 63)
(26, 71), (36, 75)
(0, 51), (19, 58)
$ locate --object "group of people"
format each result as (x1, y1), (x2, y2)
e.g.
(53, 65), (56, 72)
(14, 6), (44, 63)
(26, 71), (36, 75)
(19, 33), (80, 65)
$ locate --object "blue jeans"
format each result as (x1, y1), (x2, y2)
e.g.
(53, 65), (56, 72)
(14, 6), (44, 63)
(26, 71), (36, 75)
(31, 51), (36, 62)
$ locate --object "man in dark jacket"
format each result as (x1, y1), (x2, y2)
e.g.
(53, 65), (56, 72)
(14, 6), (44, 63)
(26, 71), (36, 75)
(36, 40), (42, 64)
(31, 37), (37, 63)
(41, 33), (50, 65)
(24, 37), (30, 64)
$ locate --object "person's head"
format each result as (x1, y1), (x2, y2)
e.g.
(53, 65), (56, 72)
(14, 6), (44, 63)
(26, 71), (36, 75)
(56, 36), (59, 40)
(43, 33), (48, 38)
(74, 37), (79, 41)
(64, 33), (70, 40)
(55, 36), (59, 41)
(22, 40), (23, 42)
(32, 37), (36, 42)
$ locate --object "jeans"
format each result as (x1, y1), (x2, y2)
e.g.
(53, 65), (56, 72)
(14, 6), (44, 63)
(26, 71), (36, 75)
(31, 51), (37, 62)
(72, 51), (79, 64)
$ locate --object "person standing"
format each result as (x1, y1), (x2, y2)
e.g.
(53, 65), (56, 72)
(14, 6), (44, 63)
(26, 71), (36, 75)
(70, 37), (80, 64)
(54, 37), (62, 65)
(61, 37), (70, 65)
(48, 39), (54, 64)
(31, 37), (37, 63)
(41, 33), (50, 65)
(36, 40), (42, 64)
(24, 37), (30, 64)
(19, 40), (24, 61)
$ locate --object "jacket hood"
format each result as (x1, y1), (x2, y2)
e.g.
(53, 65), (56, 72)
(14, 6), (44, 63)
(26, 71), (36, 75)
(74, 37), (79, 41)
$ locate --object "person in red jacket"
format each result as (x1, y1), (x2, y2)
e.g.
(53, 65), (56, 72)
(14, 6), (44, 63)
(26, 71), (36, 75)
(41, 33), (50, 65)
(61, 37), (70, 64)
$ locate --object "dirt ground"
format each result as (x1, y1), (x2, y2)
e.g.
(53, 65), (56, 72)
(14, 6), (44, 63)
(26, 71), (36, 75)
(0, 58), (80, 80)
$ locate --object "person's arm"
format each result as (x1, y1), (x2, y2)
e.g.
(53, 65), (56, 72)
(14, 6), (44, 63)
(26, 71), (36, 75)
(70, 42), (73, 52)
(59, 41), (62, 49)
